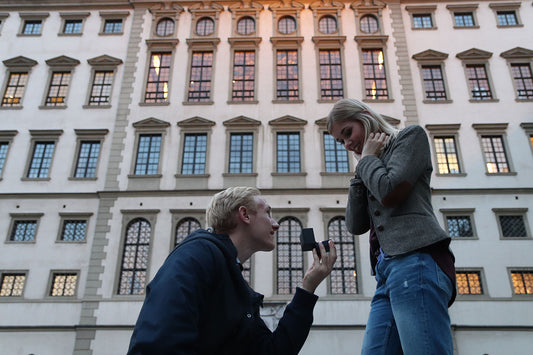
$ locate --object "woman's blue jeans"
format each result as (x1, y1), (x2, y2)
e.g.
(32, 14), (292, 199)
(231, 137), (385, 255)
(361, 252), (454, 355)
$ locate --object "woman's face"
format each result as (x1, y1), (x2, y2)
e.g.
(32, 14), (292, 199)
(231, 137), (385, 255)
(329, 120), (366, 154)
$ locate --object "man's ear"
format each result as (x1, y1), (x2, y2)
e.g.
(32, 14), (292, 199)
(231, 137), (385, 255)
(237, 206), (251, 225)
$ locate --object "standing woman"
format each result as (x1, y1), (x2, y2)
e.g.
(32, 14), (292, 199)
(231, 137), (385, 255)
(328, 98), (456, 355)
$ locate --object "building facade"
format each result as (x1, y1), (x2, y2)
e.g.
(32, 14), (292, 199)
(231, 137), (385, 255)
(0, 0), (532, 354)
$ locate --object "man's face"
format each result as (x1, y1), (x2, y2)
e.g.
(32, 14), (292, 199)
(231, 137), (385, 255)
(248, 196), (279, 252)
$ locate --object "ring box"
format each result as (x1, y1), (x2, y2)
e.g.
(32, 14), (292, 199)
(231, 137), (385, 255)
(300, 228), (330, 258)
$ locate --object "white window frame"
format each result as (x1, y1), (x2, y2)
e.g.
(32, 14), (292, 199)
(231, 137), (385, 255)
(405, 5), (437, 30)
(472, 123), (515, 175)
(59, 12), (90, 36)
(440, 208), (477, 240)
(493, 208), (531, 240)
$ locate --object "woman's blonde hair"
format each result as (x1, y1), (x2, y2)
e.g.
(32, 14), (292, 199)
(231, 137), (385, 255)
(206, 186), (261, 234)
(327, 98), (399, 142)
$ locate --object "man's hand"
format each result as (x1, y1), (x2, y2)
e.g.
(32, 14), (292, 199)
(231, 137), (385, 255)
(361, 132), (389, 158)
(301, 240), (337, 294)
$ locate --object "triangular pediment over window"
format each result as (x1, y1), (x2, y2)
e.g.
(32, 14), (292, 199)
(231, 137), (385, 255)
(315, 117), (327, 128)
(351, 0), (387, 10)
(178, 116), (216, 128)
(133, 117), (171, 129)
(412, 49), (449, 61)
(223, 116), (261, 127)
(500, 47), (533, 59)
(456, 48), (492, 60)
(45, 55), (81, 67)
(269, 115), (307, 127)
(3, 56), (38, 68)
(87, 55), (123, 67)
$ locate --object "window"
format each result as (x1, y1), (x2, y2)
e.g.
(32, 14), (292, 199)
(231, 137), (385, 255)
(277, 132), (300, 173)
(319, 49), (343, 101)
(74, 141), (100, 178)
(188, 51), (213, 102)
(421, 66), (447, 101)
(481, 135), (509, 173)
(360, 15), (379, 33)
(118, 218), (152, 295)
(318, 15), (337, 34)
(433, 136), (461, 174)
(1, 273), (26, 297)
(510, 63), (533, 100)
(276, 217), (304, 294)
(228, 133), (253, 173)
(466, 64), (493, 100)
(23, 20), (42, 34)
(175, 217), (200, 246)
(196, 17), (214, 36)
(406, 6), (436, 30)
(1, 73), (28, 107)
(328, 217), (357, 294)
(278, 16), (296, 34)
(134, 134), (161, 175)
(456, 271), (483, 295)
(45, 72), (70, 106)
(454, 13), (475, 27)
(276, 50), (299, 100)
(156, 18), (174, 36)
(362, 49), (388, 100)
(50, 272), (78, 297)
(145, 52), (171, 103)
(496, 11), (518, 26)
(446, 215), (474, 238)
(323, 133), (349, 173)
(103, 19), (122, 33)
(511, 271), (533, 295)
(99, 11), (128, 35)
(63, 19), (82, 34)
(27, 142), (55, 178)
(413, 14), (433, 29)
(494, 209), (530, 239)
(88, 71), (114, 106)
(9, 220), (37, 242)
(0, 142), (8, 176)
(521, 123), (533, 155)
(447, 4), (479, 29)
(60, 219), (88, 242)
(236, 16), (255, 35)
(181, 133), (207, 174)
(232, 51), (255, 101)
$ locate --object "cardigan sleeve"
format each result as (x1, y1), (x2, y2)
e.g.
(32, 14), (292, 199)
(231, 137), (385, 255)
(345, 176), (370, 235)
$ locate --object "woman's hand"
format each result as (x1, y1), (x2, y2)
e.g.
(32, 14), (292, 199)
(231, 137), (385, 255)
(361, 132), (389, 158)
(302, 240), (337, 294)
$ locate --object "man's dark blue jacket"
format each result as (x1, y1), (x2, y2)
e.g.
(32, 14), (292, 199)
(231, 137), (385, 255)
(127, 229), (318, 355)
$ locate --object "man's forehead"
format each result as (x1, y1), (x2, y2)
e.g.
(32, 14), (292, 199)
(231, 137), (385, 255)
(254, 195), (269, 209)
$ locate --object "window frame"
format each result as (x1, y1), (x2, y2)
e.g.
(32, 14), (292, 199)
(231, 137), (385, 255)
(440, 208), (477, 240)
(59, 12), (90, 36)
(456, 48), (498, 103)
(40, 56), (80, 109)
(473, 123), (515, 176)
(47, 270), (79, 298)
(1, 56), (38, 109)
(18, 12), (49, 36)
(6, 213), (43, 244)
(99, 11), (129, 35)
(0, 271), (28, 297)
(144, 51), (173, 105)
(359, 46), (391, 101)
(489, 2), (522, 28)
(520, 122), (533, 155)
(129, 118), (170, 181)
(493, 208), (531, 240)
(170, 209), (204, 250)
(412, 50), (452, 104)
(22, 129), (63, 181)
(0, 13), (9, 36)
(0, 130), (17, 180)
(70, 129), (108, 180)
(85, 55), (123, 108)
(500, 47), (533, 102)
(184, 39), (219, 105)
(456, 268), (487, 297)
(426, 124), (465, 176)
(508, 269), (533, 296)
(229, 49), (257, 103)
(57, 213), (92, 243)
(405, 5), (437, 30)
(446, 4), (479, 29)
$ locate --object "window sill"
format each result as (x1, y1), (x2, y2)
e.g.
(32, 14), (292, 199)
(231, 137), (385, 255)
(423, 99), (453, 104)
(175, 174), (210, 178)
(496, 24), (523, 29)
(0, 106), (23, 110)
(515, 98), (533, 103)
(83, 104), (112, 109)
(500, 236), (532, 240)
(17, 33), (42, 37)
(5, 240), (36, 244)
(436, 173), (467, 177)
(127, 174), (162, 179)
(485, 172), (517, 176)
(271, 172), (307, 177)
(58, 33), (82, 37)
(39, 105), (68, 110)
(411, 27), (438, 31)
(56, 240), (87, 244)
(182, 100), (214, 105)
(468, 99), (499, 103)
(139, 102), (170, 106)
(68, 177), (98, 181)
(362, 98), (394, 103)
(222, 173), (258, 177)
(227, 100), (258, 105)
(272, 99), (304, 104)
(450, 236), (479, 240)
(21, 177), (51, 181)
(453, 25), (480, 29)
(317, 99), (344, 104)
(98, 32), (124, 36)
(320, 172), (353, 177)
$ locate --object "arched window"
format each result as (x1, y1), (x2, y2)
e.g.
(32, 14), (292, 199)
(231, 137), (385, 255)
(328, 217), (358, 294)
(237, 16), (255, 35)
(277, 217), (304, 294)
(278, 16), (296, 34)
(196, 17), (214, 36)
(318, 15), (337, 34)
(118, 218), (152, 295)
(175, 217), (201, 246)
(156, 18), (175, 36)
(360, 14), (379, 33)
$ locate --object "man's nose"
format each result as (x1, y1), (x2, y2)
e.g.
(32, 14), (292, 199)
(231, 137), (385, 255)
(272, 221), (280, 230)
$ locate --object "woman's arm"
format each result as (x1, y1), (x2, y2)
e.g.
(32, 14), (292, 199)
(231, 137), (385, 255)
(345, 176), (370, 234)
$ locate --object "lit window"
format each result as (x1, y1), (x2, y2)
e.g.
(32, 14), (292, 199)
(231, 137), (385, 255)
(236, 16), (255, 35)
(466, 64), (493, 100)
(103, 19), (122, 33)
(175, 218), (201, 246)
(433, 136), (460, 174)
(229, 133), (253, 173)
(9, 220), (37, 242)
(61, 220), (87, 242)
(181, 133), (207, 174)
(134, 134), (161, 175)
(421, 65), (447, 101)
(446, 216), (474, 238)
(481, 135), (509, 173)
(497, 11), (518, 26)
(156, 18), (174, 36)
(277, 132), (300, 173)
(0, 142), (8, 175)
(232, 50), (255, 101)
(145, 52), (171, 103)
(27, 142), (55, 178)
(360, 15), (379, 33)
(276, 217), (304, 294)
(89, 71), (114, 106)
(118, 218), (151, 295)
(276, 50), (299, 100)
(23, 20), (42, 35)
(323, 133), (349, 173)
(188, 51), (213, 102)
(499, 215), (528, 238)
(319, 49), (343, 100)
(278, 16), (296, 34)
(510, 63), (533, 100)
(50, 273), (77, 296)
(196, 17), (214, 36)
(318, 15), (337, 34)
(454, 12), (475, 27)
(0, 274), (26, 297)
(362, 49), (388, 100)
(456, 271), (482, 295)
(328, 217), (357, 294)
(45, 72), (70, 106)
(413, 14), (433, 28)
(63, 19), (82, 34)
(1, 73), (28, 107)
(511, 271), (533, 295)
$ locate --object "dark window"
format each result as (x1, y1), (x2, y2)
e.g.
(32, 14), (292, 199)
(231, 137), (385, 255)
(318, 15), (337, 34)
(323, 133), (349, 173)
(10, 221), (37, 242)
(511, 63), (533, 99)
(499, 215), (528, 238)
(456, 271), (483, 294)
(23, 20), (42, 35)
(362, 49), (388, 100)
(188, 51), (213, 102)
(28, 142), (55, 178)
(413, 14), (433, 28)
(278, 16), (296, 34)
(276, 50), (299, 100)
(229, 133), (253, 173)
(360, 15), (379, 33)
(75, 141), (100, 178)
(277, 132), (300, 173)
(156, 18), (174, 36)
(446, 216), (473, 238)
(497, 11), (518, 26)
(421, 65), (447, 100)
(0, 273), (26, 297)
(134, 134), (161, 175)
(319, 49), (343, 100)
(45, 72), (70, 106)
(328, 217), (357, 294)
(61, 220), (87, 242)
(118, 218), (151, 295)
(2, 72), (28, 107)
(64, 19), (82, 34)
(481, 135), (509, 173)
(237, 16), (255, 35)
(511, 271), (533, 295)
(89, 71), (114, 106)
(232, 50), (255, 101)
(0, 142), (8, 175)
(175, 218), (201, 246)
(196, 17), (214, 36)
(50, 273), (77, 296)
(103, 19), (122, 33)
(276, 217), (304, 294)
(433, 136), (460, 174)
(454, 12), (475, 27)
(182, 133), (207, 174)
(466, 64), (493, 100)
(145, 52), (171, 103)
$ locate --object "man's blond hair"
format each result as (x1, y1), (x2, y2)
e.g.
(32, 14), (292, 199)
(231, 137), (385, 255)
(206, 187), (261, 233)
